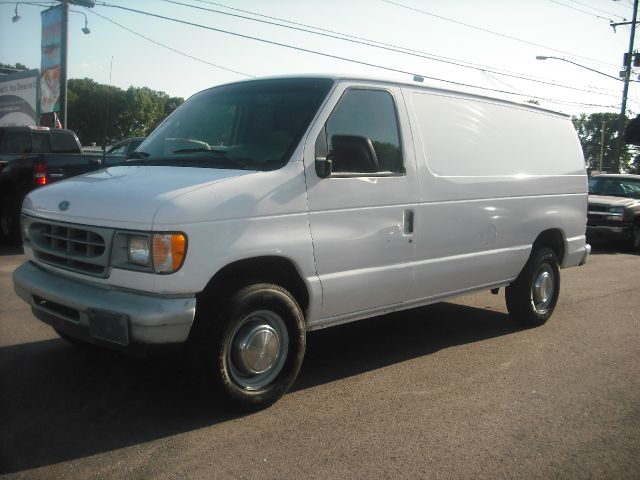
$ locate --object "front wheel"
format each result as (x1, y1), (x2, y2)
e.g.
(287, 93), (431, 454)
(191, 283), (306, 410)
(505, 247), (560, 327)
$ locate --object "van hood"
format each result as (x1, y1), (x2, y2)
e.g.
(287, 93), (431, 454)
(588, 194), (640, 208)
(23, 166), (254, 229)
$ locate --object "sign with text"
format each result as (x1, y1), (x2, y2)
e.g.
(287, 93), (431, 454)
(0, 70), (39, 127)
(40, 4), (63, 114)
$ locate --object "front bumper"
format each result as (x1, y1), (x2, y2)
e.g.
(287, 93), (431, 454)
(586, 223), (632, 242)
(13, 262), (196, 348)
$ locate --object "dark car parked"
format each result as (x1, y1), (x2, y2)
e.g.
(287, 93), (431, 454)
(104, 137), (145, 165)
(587, 174), (640, 250)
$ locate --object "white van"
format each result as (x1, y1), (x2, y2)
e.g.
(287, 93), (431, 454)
(13, 76), (589, 408)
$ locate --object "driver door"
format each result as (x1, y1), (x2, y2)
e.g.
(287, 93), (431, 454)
(304, 83), (418, 321)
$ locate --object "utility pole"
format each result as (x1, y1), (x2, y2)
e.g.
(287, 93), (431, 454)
(55, 0), (94, 129)
(613, 0), (639, 173)
(104, 56), (113, 148)
(60, 0), (68, 128)
(600, 120), (606, 173)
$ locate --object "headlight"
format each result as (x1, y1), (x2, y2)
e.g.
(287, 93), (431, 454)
(116, 231), (187, 274)
(606, 206), (625, 222)
(127, 235), (150, 266)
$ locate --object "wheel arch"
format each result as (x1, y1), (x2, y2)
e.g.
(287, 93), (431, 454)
(532, 228), (565, 263)
(198, 255), (310, 315)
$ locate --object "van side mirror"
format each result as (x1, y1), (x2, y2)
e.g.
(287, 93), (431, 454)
(329, 135), (379, 173)
(315, 156), (333, 178)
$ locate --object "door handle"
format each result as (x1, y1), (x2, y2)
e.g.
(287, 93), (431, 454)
(403, 209), (414, 235)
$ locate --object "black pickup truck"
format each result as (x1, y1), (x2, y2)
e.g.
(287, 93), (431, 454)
(0, 126), (104, 243)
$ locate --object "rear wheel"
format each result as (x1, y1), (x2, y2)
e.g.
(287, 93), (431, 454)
(506, 247), (560, 327)
(190, 283), (306, 410)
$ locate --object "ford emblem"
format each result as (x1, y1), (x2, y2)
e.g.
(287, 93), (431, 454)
(58, 201), (70, 211)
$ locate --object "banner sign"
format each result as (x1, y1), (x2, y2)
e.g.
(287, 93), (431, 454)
(40, 4), (63, 114)
(0, 70), (40, 127)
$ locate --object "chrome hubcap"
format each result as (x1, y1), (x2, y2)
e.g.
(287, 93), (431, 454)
(227, 310), (288, 390)
(232, 324), (280, 375)
(532, 265), (554, 313)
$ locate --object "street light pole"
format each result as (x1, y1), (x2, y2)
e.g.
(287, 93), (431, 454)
(613, 0), (639, 173)
(535, 56), (621, 81)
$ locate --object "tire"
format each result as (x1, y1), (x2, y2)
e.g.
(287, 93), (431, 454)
(190, 283), (306, 410)
(0, 195), (21, 245)
(505, 247), (560, 327)
(631, 221), (640, 252)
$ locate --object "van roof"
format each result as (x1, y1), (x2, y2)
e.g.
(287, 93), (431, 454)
(203, 74), (569, 118)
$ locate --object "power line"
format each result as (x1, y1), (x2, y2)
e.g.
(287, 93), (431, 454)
(548, 0), (612, 20)
(152, 0), (620, 98)
(94, 1), (621, 110)
(544, 98), (620, 109)
(481, 71), (624, 109)
(193, 0), (584, 85)
(562, 0), (627, 19)
(0, 1), (56, 6)
(87, 9), (253, 78)
(482, 71), (525, 94)
(382, 0), (619, 69)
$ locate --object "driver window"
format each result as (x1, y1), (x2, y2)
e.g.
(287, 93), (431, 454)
(316, 88), (403, 175)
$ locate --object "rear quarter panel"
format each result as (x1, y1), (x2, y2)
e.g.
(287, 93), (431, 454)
(403, 87), (587, 303)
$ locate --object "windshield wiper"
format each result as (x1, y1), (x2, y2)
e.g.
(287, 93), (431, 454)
(124, 151), (151, 164)
(172, 148), (211, 154)
(171, 148), (248, 169)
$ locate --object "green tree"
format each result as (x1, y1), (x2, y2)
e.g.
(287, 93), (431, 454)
(0, 62), (30, 73)
(572, 112), (634, 173)
(67, 78), (126, 145)
(0, 65), (184, 142)
(164, 96), (183, 116)
(67, 78), (183, 146)
(119, 86), (168, 137)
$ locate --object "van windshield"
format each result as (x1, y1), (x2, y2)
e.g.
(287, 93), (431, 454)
(133, 78), (334, 171)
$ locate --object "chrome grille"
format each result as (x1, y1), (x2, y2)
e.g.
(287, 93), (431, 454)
(588, 204), (608, 222)
(588, 204), (608, 213)
(29, 220), (113, 277)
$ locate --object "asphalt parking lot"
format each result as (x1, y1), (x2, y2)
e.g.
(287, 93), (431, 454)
(0, 243), (639, 479)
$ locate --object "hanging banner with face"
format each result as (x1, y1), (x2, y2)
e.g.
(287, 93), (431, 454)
(40, 5), (63, 114)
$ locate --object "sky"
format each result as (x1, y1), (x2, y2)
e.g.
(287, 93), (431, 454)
(0, 0), (638, 117)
